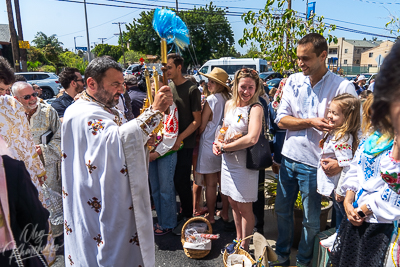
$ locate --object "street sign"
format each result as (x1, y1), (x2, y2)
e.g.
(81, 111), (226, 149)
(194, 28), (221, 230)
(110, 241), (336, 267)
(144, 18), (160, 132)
(76, 47), (88, 51)
(375, 54), (384, 67)
(307, 2), (316, 20)
(18, 40), (30, 49)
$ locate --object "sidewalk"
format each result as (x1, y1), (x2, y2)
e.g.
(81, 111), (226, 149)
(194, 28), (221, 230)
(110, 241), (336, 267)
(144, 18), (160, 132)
(154, 168), (302, 266)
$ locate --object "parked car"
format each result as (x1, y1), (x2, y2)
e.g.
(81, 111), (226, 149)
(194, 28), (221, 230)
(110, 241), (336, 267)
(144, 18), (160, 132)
(344, 76), (356, 81)
(123, 64), (142, 76)
(259, 72), (283, 81)
(264, 78), (282, 95)
(15, 72), (61, 99)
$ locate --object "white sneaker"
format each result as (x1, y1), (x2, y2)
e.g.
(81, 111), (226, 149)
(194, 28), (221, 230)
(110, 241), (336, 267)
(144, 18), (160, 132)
(320, 232), (337, 248)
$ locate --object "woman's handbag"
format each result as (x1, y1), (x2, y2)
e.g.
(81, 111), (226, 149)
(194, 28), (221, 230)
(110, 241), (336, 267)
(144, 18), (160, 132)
(246, 102), (273, 170)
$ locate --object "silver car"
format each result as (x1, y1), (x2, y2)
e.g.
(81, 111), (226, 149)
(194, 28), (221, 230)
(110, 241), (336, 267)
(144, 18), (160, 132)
(16, 72), (61, 99)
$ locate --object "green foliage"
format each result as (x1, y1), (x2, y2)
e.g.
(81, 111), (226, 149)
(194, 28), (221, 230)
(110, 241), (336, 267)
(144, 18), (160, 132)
(27, 61), (41, 72)
(125, 3), (235, 67)
(386, 14), (400, 37)
(119, 50), (148, 65)
(59, 51), (88, 74)
(27, 46), (49, 65)
(39, 65), (56, 73)
(239, 0), (337, 73)
(265, 176), (329, 210)
(32, 32), (63, 52)
(92, 44), (123, 61)
(241, 43), (262, 58)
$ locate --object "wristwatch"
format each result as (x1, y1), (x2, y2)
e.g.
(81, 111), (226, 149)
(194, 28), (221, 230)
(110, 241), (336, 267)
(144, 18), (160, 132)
(356, 207), (366, 218)
(220, 145), (226, 154)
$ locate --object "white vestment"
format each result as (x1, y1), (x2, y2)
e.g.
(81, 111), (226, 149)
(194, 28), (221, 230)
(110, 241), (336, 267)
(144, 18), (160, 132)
(0, 95), (57, 264)
(62, 91), (162, 267)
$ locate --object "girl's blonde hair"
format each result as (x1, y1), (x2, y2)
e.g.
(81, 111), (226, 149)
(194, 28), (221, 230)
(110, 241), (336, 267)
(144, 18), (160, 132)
(331, 93), (361, 155)
(361, 94), (374, 136)
(227, 68), (263, 113)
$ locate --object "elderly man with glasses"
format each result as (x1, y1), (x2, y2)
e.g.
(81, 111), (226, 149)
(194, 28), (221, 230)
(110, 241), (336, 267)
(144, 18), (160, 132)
(12, 81), (63, 239)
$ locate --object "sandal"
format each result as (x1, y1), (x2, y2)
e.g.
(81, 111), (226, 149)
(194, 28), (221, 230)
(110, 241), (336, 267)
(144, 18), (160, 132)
(193, 206), (208, 216)
(154, 225), (172, 236)
(153, 223), (160, 231)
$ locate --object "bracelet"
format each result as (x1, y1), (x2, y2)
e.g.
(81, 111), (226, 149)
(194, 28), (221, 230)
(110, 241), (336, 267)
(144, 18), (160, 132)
(220, 144), (226, 154)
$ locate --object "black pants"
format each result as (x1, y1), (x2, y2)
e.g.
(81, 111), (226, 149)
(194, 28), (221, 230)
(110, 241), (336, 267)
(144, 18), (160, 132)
(253, 169), (265, 229)
(174, 148), (194, 218)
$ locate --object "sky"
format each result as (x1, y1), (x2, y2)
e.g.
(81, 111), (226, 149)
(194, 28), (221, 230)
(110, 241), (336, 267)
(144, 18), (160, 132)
(0, 0), (398, 61)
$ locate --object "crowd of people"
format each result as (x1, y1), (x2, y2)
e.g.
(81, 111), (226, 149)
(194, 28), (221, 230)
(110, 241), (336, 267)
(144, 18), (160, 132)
(0, 32), (400, 267)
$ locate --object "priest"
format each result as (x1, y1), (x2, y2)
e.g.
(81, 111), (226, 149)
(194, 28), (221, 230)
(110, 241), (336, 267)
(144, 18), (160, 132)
(61, 56), (173, 266)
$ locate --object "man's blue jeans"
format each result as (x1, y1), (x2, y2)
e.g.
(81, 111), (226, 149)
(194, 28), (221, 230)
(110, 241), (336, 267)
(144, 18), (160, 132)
(275, 156), (321, 265)
(149, 152), (178, 229)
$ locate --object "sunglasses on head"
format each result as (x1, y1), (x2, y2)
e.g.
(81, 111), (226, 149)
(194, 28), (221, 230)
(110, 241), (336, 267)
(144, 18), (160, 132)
(240, 68), (258, 76)
(22, 92), (38, 100)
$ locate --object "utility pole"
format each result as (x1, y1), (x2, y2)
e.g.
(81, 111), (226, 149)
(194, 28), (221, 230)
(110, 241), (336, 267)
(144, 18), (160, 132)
(98, 38), (107, 44)
(14, 0), (26, 71)
(176, 0), (178, 12)
(113, 22), (126, 68)
(83, 0), (91, 62)
(306, 0), (308, 19)
(286, 0), (291, 63)
(5, 0), (19, 71)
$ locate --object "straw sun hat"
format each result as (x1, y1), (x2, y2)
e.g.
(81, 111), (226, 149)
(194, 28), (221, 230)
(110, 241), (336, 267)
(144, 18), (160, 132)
(199, 67), (230, 90)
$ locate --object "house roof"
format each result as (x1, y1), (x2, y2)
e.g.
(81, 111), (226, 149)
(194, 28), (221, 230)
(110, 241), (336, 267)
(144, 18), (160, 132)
(344, 39), (382, 48)
(362, 40), (395, 53)
(0, 24), (10, 43)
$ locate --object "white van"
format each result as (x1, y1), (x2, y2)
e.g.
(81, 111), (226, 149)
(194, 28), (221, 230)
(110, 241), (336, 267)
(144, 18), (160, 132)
(194, 57), (269, 82)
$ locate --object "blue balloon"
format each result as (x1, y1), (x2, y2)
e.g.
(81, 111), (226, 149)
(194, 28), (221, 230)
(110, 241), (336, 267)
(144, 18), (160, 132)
(152, 8), (190, 51)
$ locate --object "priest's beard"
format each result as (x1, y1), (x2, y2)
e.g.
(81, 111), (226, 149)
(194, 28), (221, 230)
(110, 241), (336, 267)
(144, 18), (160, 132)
(94, 85), (121, 108)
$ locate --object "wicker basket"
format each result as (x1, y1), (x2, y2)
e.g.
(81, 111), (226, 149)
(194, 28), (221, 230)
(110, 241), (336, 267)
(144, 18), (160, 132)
(223, 235), (256, 266)
(180, 216), (213, 259)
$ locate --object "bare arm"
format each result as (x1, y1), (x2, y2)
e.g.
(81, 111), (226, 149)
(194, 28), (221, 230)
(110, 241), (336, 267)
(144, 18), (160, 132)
(343, 190), (364, 226)
(199, 102), (212, 134)
(172, 110), (201, 150)
(278, 115), (333, 132)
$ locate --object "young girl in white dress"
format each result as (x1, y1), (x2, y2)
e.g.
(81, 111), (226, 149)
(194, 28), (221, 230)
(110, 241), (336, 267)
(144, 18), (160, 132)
(318, 93), (360, 249)
(213, 68), (264, 250)
(196, 67), (231, 224)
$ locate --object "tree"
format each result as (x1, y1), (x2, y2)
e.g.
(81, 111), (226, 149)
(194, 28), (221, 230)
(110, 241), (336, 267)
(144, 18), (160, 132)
(239, 0), (336, 73)
(92, 44), (123, 61)
(118, 50), (148, 65)
(125, 4), (235, 67)
(32, 32), (63, 52)
(59, 51), (88, 74)
(241, 44), (262, 58)
(386, 13), (400, 37)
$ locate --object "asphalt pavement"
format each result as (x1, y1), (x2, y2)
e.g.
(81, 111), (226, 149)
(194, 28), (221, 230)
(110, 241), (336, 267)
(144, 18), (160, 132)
(52, 169), (302, 266)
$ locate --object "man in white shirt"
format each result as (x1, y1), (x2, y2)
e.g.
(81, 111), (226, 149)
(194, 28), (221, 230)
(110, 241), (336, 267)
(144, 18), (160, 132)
(271, 33), (357, 267)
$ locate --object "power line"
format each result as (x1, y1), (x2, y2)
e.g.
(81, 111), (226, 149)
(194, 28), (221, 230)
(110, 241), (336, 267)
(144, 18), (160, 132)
(56, 0), (246, 16)
(56, 0), (397, 41)
(354, 0), (400, 4)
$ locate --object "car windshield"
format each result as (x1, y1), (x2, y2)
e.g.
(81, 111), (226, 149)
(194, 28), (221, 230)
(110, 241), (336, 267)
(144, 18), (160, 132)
(267, 78), (281, 87)
(259, 73), (270, 80)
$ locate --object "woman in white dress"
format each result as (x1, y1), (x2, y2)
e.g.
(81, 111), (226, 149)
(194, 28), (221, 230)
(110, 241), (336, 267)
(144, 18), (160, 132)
(196, 67), (231, 224)
(213, 68), (264, 250)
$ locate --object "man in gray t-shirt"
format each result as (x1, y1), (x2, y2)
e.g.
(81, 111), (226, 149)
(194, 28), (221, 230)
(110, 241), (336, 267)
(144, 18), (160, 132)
(166, 53), (201, 228)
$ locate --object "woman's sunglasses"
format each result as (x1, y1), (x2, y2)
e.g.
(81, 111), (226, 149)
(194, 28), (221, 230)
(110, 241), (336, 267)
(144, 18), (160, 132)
(240, 68), (258, 76)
